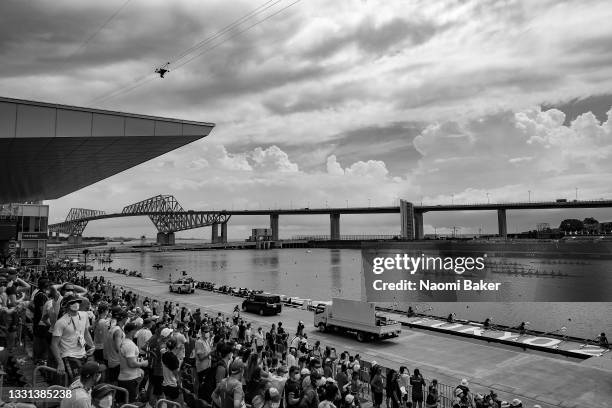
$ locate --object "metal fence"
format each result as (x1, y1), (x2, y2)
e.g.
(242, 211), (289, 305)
(292, 235), (399, 241)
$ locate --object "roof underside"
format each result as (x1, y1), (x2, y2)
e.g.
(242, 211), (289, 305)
(0, 97), (214, 203)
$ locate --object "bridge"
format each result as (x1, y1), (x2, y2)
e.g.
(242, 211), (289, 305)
(48, 195), (612, 245)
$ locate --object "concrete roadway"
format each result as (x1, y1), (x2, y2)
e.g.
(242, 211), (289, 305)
(95, 271), (612, 408)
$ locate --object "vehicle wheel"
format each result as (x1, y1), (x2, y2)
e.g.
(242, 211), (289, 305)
(242, 304), (247, 311)
(178, 287), (182, 294)
(318, 323), (326, 332)
(356, 332), (366, 342)
(259, 308), (265, 316)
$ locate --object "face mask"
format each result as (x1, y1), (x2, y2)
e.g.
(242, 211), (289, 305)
(69, 303), (80, 312)
(98, 395), (113, 408)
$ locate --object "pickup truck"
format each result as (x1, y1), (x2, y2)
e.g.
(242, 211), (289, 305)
(314, 298), (401, 342)
(169, 278), (195, 294)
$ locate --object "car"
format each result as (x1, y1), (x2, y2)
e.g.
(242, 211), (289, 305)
(241, 293), (282, 316)
(169, 278), (195, 294)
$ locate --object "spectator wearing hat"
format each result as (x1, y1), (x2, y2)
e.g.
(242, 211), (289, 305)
(60, 361), (104, 408)
(52, 294), (95, 382)
(212, 358), (245, 408)
(103, 307), (129, 384)
(118, 322), (148, 403)
(91, 384), (116, 408)
(410, 369), (426, 408)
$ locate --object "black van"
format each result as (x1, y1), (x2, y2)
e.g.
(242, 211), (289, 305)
(242, 293), (282, 315)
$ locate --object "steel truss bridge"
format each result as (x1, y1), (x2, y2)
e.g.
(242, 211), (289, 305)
(48, 196), (612, 244)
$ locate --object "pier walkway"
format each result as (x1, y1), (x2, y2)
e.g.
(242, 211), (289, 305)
(94, 270), (612, 408)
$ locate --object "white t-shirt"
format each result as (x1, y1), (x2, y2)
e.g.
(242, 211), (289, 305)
(135, 328), (153, 352)
(195, 338), (212, 373)
(118, 338), (142, 381)
(52, 311), (89, 359)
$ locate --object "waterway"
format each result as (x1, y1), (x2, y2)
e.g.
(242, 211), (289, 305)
(90, 245), (611, 339)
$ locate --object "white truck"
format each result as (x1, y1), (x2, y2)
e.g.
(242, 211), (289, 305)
(313, 298), (402, 342)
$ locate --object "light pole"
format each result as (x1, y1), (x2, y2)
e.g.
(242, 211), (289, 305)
(486, 193), (489, 204)
(575, 187), (578, 200)
(368, 198), (371, 208)
(451, 194), (454, 205)
(528, 190), (531, 203)
(345, 199), (348, 208)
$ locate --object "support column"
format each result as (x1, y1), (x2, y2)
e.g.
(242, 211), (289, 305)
(156, 232), (167, 245)
(497, 209), (507, 238)
(400, 200), (415, 240)
(270, 214), (279, 241)
(220, 222), (228, 243)
(330, 213), (340, 240)
(167, 232), (175, 245)
(211, 223), (219, 244)
(414, 212), (424, 240)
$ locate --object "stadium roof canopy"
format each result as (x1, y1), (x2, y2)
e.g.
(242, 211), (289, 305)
(0, 97), (215, 203)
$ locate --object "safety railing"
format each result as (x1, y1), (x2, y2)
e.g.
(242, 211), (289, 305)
(102, 384), (129, 406)
(156, 399), (183, 408)
(33, 365), (68, 388)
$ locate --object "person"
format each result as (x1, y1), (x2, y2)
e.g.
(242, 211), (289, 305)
(233, 305), (241, 325)
(596, 332), (609, 348)
(91, 384), (116, 408)
(212, 359), (246, 408)
(386, 369), (401, 408)
(407, 307), (415, 317)
(410, 369), (425, 408)
(285, 366), (302, 408)
(162, 337), (182, 403)
(195, 325), (213, 388)
(255, 327), (266, 353)
(118, 322), (148, 403)
(173, 322), (188, 367)
(425, 380), (439, 408)
(51, 295), (95, 382)
(60, 361), (104, 408)
(509, 399), (522, 408)
(260, 387), (282, 408)
(298, 370), (321, 408)
(370, 366), (383, 408)
(104, 307), (128, 384)
(31, 277), (50, 364)
(135, 317), (154, 353)
(92, 302), (110, 365)
(398, 367), (410, 407)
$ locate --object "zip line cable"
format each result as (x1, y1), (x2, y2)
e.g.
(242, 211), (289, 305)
(88, 0), (301, 106)
(66, 0), (132, 60)
(169, 0), (283, 64)
(172, 0), (302, 72)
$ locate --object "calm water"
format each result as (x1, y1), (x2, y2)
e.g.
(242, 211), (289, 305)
(97, 247), (611, 339)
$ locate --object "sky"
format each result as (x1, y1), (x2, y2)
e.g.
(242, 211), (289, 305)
(2, 0), (612, 239)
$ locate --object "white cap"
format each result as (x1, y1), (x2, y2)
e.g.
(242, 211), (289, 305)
(371, 360), (378, 366)
(300, 368), (311, 375)
(161, 328), (173, 337)
(460, 378), (469, 386)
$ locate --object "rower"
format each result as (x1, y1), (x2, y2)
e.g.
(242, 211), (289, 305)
(596, 332), (609, 348)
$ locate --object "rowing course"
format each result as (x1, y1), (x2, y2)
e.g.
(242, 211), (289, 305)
(94, 270), (612, 408)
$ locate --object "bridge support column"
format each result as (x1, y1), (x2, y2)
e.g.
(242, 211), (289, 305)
(400, 200), (415, 240)
(330, 213), (340, 240)
(497, 209), (507, 238)
(414, 212), (424, 240)
(156, 232), (175, 245)
(220, 222), (228, 243)
(67, 235), (82, 245)
(211, 223), (219, 244)
(270, 214), (279, 241)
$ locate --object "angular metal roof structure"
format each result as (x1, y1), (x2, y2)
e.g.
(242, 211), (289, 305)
(0, 97), (215, 203)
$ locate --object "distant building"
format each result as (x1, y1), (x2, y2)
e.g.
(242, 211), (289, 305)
(248, 228), (272, 241)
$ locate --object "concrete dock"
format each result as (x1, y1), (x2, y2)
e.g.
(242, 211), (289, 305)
(95, 271), (612, 408)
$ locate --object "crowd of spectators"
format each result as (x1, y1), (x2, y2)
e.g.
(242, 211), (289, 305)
(0, 263), (580, 408)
